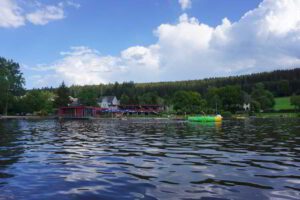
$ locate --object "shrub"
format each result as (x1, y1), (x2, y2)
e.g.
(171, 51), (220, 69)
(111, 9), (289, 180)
(221, 111), (232, 118)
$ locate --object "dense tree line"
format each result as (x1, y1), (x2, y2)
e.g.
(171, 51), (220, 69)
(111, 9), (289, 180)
(1, 56), (299, 115)
(136, 68), (300, 98)
(65, 68), (300, 101)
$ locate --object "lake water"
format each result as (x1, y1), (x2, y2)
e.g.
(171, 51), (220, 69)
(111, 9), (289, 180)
(0, 119), (299, 200)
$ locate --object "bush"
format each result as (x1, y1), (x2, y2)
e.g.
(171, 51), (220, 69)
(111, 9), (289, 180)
(221, 111), (232, 118)
(249, 111), (256, 116)
(251, 100), (261, 112)
(36, 110), (49, 116)
(291, 95), (300, 110)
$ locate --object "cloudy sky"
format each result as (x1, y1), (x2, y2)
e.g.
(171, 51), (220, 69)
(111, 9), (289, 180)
(0, 0), (299, 88)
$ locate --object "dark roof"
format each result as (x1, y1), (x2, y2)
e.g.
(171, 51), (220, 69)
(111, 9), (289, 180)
(59, 106), (95, 109)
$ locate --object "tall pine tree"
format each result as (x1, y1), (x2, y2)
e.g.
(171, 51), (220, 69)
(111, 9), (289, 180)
(54, 82), (70, 107)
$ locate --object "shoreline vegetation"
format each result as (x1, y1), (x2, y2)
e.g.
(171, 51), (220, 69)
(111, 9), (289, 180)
(1, 112), (299, 121)
(1, 57), (300, 118)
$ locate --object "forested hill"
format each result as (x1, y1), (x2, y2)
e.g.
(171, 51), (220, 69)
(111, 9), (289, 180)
(72, 68), (300, 98)
(135, 68), (300, 97)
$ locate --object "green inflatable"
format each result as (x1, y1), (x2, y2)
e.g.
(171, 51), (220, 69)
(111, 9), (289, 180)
(188, 115), (222, 122)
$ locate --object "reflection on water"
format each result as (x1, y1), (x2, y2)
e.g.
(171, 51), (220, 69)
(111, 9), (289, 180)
(188, 121), (222, 130)
(0, 121), (24, 182)
(0, 118), (299, 200)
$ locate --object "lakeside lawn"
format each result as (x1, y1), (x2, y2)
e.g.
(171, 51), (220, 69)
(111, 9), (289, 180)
(255, 112), (299, 118)
(251, 96), (298, 118)
(274, 97), (294, 111)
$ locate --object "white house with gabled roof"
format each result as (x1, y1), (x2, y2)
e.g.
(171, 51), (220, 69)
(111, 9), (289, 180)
(98, 96), (120, 110)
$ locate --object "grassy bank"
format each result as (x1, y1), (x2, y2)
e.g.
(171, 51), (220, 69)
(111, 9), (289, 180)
(274, 97), (294, 111)
(254, 112), (299, 118)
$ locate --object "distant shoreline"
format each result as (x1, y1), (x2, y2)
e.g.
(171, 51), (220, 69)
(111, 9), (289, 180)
(0, 115), (56, 120)
(0, 115), (174, 121)
(1, 113), (299, 121)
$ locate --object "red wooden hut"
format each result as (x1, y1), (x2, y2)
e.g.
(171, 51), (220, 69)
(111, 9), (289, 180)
(58, 106), (96, 119)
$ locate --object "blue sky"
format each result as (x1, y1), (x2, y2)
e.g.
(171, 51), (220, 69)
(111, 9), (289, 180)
(1, 0), (299, 88)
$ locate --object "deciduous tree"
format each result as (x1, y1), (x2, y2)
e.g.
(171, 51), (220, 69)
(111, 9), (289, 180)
(291, 94), (300, 110)
(251, 83), (275, 111)
(0, 57), (25, 115)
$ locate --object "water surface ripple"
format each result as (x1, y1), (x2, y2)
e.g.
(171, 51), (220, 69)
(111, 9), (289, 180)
(0, 119), (299, 200)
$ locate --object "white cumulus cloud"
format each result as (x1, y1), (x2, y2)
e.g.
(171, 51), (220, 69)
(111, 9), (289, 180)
(31, 45), (160, 86)
(0, 0), (25, 28)
(65, 0), (81, 9)
(29, 0), (300, 87)
(0, 0), (79, 28)
(179, 0), (192, 11)
(26, 4), (65, 25)
(53, 46), (121, 85)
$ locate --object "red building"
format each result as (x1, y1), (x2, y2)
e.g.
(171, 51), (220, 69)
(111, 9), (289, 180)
(58, 106), (97, 119)
(58, 104), (164, 119)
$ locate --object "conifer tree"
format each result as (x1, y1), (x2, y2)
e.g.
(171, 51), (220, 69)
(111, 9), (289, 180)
(54, 82), (70, 107)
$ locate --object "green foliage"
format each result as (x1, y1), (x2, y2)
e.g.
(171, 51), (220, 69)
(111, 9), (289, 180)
(206, 85), (243, 113)
(67, 68), (299, 105)
(54, 82), (70, 107)
(0, 57), (25, 115)
(221, 111), (232, 118)
(277, 80), (290, 96)
(251, 83), (275, 111)
(120, 94), (130, 105)
(135, 69), (300, 98)
(218, 85), (243, 113)
(274, 97), (294, 111)
(78, 87), (98, 106)
(290, 94), (300, 110)
(251, 100), (261, 112)
(173, 91), (206, 114)
(243, 92), (251, 104)
(206, 87), (222, 112)
(138, 92), (160, 105)
(18, 90), (55, 114)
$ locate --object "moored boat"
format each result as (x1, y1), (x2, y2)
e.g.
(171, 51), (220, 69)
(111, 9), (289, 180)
(188, 115), (222, 122)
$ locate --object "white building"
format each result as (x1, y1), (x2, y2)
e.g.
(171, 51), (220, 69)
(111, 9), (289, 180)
(98, 96), (120, 110)
(68, 96), (80, 106)
(243, 103), (251, 111)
